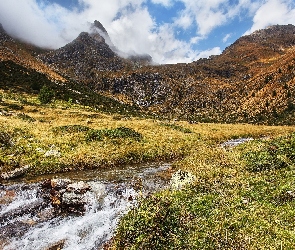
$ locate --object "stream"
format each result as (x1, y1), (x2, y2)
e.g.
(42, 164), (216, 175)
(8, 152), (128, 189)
(0, 162), (171, 250)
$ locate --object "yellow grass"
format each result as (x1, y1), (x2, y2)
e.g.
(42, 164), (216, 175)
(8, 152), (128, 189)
(0, 91), (294, 177)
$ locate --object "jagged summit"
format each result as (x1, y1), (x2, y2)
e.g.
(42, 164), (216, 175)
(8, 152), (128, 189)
(90, 20), (116, 51)
(93, 20), (108, 35)
(39, 28), (125, 84)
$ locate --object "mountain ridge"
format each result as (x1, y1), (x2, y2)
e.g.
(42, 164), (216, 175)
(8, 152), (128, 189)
(0, 22), (295, 124)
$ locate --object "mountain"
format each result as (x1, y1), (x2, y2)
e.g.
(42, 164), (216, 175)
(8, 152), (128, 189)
(39, 31), (126, 85)
(0, 22), (295, 124)
(92, 24), (295, 124)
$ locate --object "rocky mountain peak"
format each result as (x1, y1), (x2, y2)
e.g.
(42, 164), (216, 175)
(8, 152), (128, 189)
(0, 23), (12, 44)
(93, 20), (108, 35)
(89, 20), (116, 51)
(76, 31), (106, 44)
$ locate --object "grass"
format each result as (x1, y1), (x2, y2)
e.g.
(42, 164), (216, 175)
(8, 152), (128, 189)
(0, 89), (294, 178)
(110, 133), (295, 249)
(1, 89), (295, 249)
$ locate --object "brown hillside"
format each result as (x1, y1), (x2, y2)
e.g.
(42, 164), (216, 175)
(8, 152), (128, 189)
(0, 25), (65, 83)
(1, 22), (295, 124)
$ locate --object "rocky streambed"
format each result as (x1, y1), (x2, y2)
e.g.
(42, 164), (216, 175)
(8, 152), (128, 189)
(0, 162), (172, 250)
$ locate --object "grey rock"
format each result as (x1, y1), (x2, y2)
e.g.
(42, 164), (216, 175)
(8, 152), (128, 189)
(1, 165), (29, 180)
(170, 170), (196, 190)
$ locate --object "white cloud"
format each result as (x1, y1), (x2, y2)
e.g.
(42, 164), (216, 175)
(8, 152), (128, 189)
(3, 0), (285, 64)
(246, 0), (295, 34)
(150, 0), (173, 7)
(0, 0), (212, 63)
(222, 33), (231, 43)
(0, 0), (68, 48)
(173, 0), (262, 39)
(197, 47), (222, 59)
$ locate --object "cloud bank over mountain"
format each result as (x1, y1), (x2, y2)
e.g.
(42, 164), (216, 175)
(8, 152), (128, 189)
(0, 0), (295, 64)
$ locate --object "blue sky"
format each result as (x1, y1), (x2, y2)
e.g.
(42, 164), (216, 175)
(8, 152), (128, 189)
(0, 0), (295, 64)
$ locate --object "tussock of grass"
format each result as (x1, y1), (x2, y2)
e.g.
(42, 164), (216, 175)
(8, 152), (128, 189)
(16, 113), (36, 122)
(52, 125), (91, 134)
(160, 122), (193, 133)
(0, 131), (13, 148)
(243, 133), (295, 172)
(86, 127), (143, 142)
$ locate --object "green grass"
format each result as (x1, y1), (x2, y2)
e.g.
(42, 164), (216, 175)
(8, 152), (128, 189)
(110, 133), (295, 249)
(86, 127), (143, 141)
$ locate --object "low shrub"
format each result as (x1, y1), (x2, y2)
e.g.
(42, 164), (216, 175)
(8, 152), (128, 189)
(38, 85), (54, 104)
(0, 131), (13, 147)
(17, 113), (36, 122)
(86, 127), (142, 141)
(53, 125), (90, 134)
(243, 133), (295, 172)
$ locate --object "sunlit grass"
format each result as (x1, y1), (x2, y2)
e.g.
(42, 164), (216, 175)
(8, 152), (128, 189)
(0, 90), (294, 177)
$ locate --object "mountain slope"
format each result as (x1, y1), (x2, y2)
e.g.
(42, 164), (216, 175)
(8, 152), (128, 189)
(1, 22), (295, 124)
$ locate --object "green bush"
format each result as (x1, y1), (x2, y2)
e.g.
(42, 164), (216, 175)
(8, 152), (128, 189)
(86, 127), (142, 141)
(243, 133), (295, 172)
(38, 85), (54, 104)
(17, 113), (36, 122)
(53, 125), (90, 134)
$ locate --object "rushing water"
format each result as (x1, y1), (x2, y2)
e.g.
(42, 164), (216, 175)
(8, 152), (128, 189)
(0, 162), (171, 250)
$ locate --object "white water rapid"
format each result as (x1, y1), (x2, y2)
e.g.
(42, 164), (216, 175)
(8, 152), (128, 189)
(0, 163), (171, 250)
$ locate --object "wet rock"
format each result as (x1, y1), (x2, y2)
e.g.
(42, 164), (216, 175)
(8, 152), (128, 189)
(0, 200), (47, 225)
(44, 149), (61, 157)
(50, 178), (72, 190)
(0, 165), (29, 180)
(41, 179), (105, 215)
(66, 181), (91, 193)
(170, 170), (196, 190)
(44, 239), (65, 250)
(0, 190), (16, 205)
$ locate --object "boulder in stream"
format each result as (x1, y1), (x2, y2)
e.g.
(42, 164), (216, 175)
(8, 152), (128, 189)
(41, 179), (105, 215)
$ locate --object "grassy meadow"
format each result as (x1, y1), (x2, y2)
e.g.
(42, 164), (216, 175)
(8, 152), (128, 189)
(1, 90), (295, 249)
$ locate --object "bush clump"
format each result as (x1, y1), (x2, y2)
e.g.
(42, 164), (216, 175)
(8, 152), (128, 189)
(17, 113), (36, 122)
(243, 133), (295, 172)
(38, 85), (54, 104)
(86, 127), (142, 141)
(53, 125), (90, 134)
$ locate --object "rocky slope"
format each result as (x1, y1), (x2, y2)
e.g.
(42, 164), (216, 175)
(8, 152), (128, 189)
(1, 22), (295, 124)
